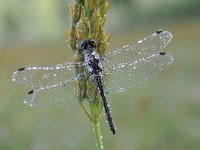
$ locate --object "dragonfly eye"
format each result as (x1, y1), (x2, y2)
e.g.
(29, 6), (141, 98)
(80, 39), (96, 50)
(81, 44), (86, 50)
(80, 41), (87, 50)
(88, 40), (96, 49)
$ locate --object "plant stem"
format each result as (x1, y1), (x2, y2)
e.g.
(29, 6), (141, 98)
(94, 121), (103, 150)
(68, 0), (110, 149)
(90, 100), (103, 150)
(79, 100), (93, 122)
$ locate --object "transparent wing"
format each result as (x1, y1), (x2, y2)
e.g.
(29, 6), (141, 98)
(12, 62), (81, 88)
(23, 81), (78, 107)
(103, 29), (174, 93)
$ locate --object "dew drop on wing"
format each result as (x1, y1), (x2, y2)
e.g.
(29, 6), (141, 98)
(23, 79), (78, 107)
(103, 29), (173, 94)
(138, 39), (143, 44)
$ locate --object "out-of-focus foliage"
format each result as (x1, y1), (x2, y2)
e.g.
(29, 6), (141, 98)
(0, 0), (200, 44)
(0, 0), (66, 43)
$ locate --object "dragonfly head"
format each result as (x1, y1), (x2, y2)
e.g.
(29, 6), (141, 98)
(80, 39), (96, 53)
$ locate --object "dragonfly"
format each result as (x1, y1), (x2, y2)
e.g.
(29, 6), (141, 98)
(12, 29), (174, 135)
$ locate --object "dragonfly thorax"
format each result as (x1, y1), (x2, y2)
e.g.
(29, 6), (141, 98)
(79, 38), (102, 76)
(85, 49), (102, 75)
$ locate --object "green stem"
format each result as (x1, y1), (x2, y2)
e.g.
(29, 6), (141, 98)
(68, 0), (110, 149)
(88, 100), (103, 150)
(93, 121), (103, 150)
(79, 100), (93, 122)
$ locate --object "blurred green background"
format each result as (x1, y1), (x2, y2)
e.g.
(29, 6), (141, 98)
(1, 0), (200, 149)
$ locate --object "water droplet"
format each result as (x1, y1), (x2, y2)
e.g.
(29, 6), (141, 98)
(121, 64), (125, 68)
(32, 67), (37, 70)
(123, 45), (128, 48)
(138, 39), (142, 43)
(117, 87), (125, 93)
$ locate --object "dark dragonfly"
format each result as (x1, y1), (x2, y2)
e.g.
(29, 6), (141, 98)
(12, 29), (174, 135)
(79, 39), (116, 134)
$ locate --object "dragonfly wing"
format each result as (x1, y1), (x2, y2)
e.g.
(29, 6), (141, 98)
(24, 81), (78, 107)
(103, 29), (174, 93)
(12, 62), (82, 88)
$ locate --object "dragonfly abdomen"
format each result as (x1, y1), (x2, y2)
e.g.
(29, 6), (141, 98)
(95, 76), (116, 135)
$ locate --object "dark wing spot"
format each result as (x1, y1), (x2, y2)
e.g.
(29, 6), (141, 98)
(159, 52), (166, 55)
(18, 67), (25, 71)
(28, 90), (34, 94)
(156, 29), (163, 34)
